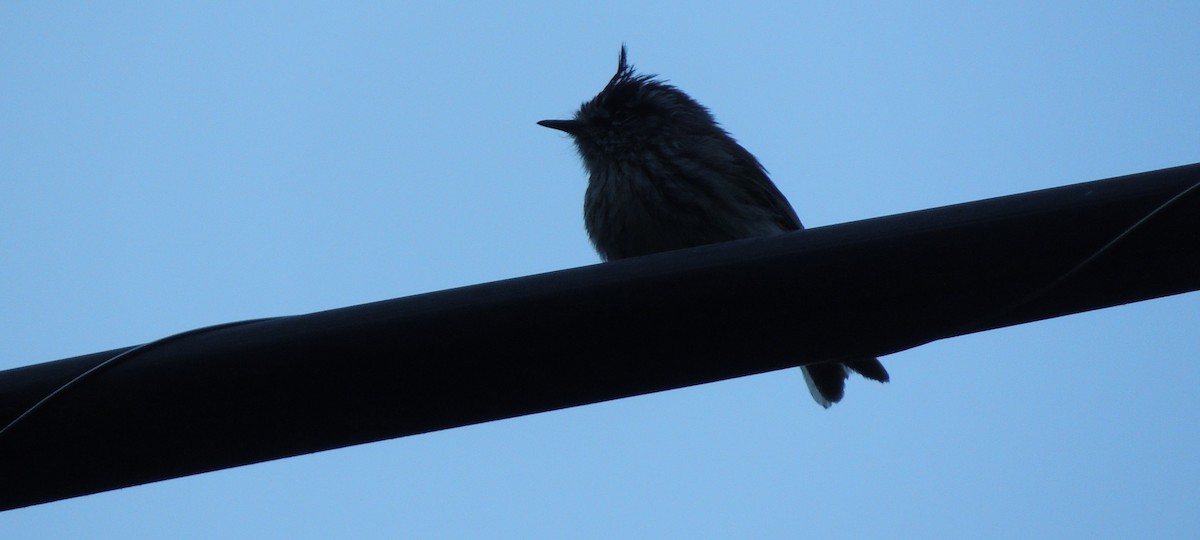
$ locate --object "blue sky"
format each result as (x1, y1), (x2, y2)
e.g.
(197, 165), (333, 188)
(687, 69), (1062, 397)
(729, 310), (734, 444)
(3, 2), (1198, 538)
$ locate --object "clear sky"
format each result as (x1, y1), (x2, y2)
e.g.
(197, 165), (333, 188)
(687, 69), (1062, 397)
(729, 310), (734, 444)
(3, 2), (1198, 538)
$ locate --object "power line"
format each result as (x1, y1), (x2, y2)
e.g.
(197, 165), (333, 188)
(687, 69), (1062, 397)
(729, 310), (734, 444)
(1, 163), (1197, 511)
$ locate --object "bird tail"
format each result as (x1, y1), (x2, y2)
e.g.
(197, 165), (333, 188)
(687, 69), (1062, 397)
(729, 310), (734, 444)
(800, 358), (890, 408)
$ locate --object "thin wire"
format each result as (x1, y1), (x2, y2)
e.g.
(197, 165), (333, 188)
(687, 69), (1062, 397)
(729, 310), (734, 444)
(4, 181), (1197, 439)
(0, 317), (281, 439)
(963, 178), (1200, 336)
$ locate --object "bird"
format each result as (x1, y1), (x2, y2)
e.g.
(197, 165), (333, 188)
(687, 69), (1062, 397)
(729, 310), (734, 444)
(537, 46), (888, 408)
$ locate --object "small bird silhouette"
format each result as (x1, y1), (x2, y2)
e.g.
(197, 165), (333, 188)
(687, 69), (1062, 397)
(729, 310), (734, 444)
(539, 46), (888, 407)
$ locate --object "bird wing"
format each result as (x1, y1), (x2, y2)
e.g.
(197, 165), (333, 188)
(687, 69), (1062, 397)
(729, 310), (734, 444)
(728, 140), (804, 232)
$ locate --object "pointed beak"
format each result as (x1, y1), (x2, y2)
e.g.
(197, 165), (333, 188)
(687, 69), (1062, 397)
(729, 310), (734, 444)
(537, 119), (583, 135)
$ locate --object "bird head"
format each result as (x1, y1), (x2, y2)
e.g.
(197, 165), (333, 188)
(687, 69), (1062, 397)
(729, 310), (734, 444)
(538, 46), (722, 171)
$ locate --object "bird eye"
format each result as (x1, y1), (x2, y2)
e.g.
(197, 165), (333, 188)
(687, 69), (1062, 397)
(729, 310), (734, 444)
(614, 102), (648, 125)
